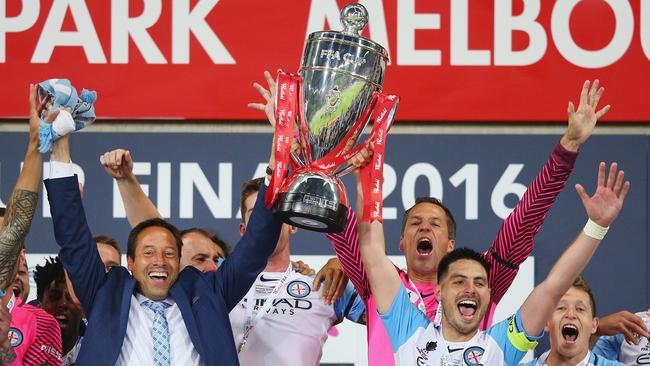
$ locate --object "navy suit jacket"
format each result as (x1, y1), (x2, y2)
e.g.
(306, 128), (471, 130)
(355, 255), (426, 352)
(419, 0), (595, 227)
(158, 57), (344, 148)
(45, 176), (282, 366)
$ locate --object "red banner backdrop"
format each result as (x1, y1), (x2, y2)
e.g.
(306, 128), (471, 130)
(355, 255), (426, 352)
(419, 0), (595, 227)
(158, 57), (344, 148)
(1, 0), (648, 121)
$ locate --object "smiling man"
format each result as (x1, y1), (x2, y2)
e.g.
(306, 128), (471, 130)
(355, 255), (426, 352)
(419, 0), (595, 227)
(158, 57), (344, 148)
(44, 126), (283, 365)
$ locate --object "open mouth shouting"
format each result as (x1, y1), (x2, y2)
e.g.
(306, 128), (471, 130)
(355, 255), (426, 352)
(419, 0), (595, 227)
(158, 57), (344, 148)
(416, 238), (433, 256)
(561, 324), (579, 344)
(457, 299), (478, 320)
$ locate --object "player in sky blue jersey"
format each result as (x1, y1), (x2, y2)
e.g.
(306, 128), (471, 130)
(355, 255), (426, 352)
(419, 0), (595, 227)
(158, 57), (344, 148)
(520, 276), (624, 366)
(358, 159), (630, 365)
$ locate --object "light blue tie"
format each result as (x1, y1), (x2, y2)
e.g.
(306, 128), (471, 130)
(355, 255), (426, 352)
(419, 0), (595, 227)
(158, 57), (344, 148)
(142, 300), (173, 366)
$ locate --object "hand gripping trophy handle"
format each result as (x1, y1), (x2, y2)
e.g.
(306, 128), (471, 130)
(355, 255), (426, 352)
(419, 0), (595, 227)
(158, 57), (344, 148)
(265, 3), (399, 233)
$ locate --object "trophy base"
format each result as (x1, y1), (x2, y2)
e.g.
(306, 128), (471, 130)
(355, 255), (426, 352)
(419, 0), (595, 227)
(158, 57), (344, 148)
(275, 192), (348, 233)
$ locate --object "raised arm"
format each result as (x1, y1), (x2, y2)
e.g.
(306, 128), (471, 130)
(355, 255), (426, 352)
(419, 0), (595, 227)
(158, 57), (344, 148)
(487, 80), (610, 304)
(100, 149), (161, 227)
(0, 85), (46, 290)
(520, 162), (629, 336)
(46, 105), (106, 314)
(359, 220), (401, 314)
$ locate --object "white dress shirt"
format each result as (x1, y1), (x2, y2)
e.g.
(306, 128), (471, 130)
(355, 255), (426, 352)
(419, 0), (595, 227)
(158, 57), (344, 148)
(116, 294), (202, 366)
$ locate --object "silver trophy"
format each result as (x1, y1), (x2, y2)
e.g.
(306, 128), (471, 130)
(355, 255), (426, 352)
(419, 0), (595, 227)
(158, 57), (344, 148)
(273, 3), (398, 232)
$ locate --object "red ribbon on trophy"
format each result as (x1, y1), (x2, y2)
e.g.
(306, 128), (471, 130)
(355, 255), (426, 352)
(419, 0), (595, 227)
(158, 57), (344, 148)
(265, 73), (298, 208)
(360, 94), (398, 222)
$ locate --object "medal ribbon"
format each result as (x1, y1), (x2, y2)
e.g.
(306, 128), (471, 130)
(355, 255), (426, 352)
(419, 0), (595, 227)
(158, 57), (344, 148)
(239, 264), (294, 353)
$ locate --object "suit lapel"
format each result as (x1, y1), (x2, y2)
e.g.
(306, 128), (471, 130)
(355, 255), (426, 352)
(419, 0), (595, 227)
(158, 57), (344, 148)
(170, 285), (204, 357)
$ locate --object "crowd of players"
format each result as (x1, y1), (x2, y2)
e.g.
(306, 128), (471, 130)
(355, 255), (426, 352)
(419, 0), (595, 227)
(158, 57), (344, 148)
(0, 77), (647, 366)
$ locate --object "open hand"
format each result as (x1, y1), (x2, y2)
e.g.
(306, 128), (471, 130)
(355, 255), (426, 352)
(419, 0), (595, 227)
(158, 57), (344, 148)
(575, 162), (630, 227)
(247, 70), (278, 126)
(562, 80), (611, 150)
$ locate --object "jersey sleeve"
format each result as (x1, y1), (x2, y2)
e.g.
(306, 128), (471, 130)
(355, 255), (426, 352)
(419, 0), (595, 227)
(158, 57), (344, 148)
(326, 210), (371, 300)
(333, 282), (366, 324)
(485, 142), (578, 305)
(379, 285), (431, 352)
(592, 334), (623, 362)
(22, 309), (62, 366)
(486, 309), (544, 365)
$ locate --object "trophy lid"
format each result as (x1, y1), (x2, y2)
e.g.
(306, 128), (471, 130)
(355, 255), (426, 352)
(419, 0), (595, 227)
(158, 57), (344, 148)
(305, 3), (387, 60)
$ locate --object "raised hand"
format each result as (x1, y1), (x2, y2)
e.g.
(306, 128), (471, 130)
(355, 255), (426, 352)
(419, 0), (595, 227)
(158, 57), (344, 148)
(28, 84), (52, 142)
(575, 162), (630, 227)
(561, 80), (611, 151)
(100, 149), (134, 180)
(247, 70), (277, 126)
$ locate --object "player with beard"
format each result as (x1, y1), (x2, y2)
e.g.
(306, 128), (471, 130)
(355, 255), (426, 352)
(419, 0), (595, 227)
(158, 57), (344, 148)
(360, 161), (629, 365)
(521, 276), (623, 366)
(33, 257), (84, 366)
(326, 80), (612, 365)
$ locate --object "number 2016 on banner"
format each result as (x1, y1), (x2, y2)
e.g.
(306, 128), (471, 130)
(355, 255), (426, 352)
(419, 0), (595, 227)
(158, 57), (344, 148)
(381, 163), (526, 221)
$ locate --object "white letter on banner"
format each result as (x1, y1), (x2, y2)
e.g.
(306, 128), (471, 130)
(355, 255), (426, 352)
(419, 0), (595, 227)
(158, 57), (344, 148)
(552, 0), (633, 68)
(172, 0), (234, 64)
(32, 0), (106, 63)
(157, 162), (171, 218)
(179, 163), (232, 219)
(113, 163), (150, 218)
(450, 0), (490, 65)
(640, 0), (650, 60)
(40, 162), (85, 218)
(397, 0), (441, 65)
(305, 0), (390, 56)
(401, 163), (443, 209)
(494, 0), (546, 66)
(490, 164), (526, 220)
(382, 163), (397, 220)
(0, 0), (39, 63)
(111, 0), (166, 64)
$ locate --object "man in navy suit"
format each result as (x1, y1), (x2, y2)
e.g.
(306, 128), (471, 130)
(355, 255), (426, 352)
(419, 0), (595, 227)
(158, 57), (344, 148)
(44, 131), (283, 365)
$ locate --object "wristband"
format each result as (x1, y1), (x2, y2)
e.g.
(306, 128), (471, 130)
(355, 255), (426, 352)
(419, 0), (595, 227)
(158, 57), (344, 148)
(583, 218), (609, 240)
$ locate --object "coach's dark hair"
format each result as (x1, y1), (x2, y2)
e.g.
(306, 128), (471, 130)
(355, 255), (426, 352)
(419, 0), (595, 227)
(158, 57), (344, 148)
(0, 207), (5, 218)
(180, 228), (230, 258)
(127, 218), (183, 259)
(94, 234), (121, 256)
(33, 256), (65, 302)
(437, 248), (491, 283)
(572, 275), (597, 317)
(401, 197), (457, 240)
(240, 177), (264, 222)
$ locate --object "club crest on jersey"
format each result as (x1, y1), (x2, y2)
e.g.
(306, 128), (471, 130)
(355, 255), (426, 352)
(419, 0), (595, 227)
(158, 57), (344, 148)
(463, 346), (484, 366)
(8, 327), (23, 347)
(287, 280), (311, 298)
